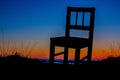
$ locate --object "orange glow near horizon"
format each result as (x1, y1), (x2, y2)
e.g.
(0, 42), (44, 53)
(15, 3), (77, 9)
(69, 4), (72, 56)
(0, 40), (120, 60)
(21, 48), (120, 60)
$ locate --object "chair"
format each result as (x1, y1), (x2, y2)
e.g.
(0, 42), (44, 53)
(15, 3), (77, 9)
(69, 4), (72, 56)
(50, 7), (95, 65)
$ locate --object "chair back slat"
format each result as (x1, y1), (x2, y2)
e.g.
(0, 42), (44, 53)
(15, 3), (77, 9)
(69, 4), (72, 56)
(65, 7), (95, 39)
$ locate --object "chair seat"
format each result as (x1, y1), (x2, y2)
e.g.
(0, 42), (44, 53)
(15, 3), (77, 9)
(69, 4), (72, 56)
(51, 37), (89, 48)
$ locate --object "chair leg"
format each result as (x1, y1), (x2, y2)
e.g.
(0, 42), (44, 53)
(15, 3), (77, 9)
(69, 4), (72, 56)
(87, 46), (92, 63)
(75, 48), (80, 65)
(50, 42), (55, 64)
(64, 47), (68, 64)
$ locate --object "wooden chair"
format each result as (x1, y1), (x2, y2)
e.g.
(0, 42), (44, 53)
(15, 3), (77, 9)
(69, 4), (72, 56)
(50, 7), (95, 65)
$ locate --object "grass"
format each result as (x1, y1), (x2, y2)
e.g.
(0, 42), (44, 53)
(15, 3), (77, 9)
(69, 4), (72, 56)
(0, 52), (41, 65)
(0, 27), (39, 58)
(0, 40), (38, 58)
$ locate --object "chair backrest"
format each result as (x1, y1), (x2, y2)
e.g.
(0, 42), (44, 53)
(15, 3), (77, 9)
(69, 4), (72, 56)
(65, 7), (95, 42)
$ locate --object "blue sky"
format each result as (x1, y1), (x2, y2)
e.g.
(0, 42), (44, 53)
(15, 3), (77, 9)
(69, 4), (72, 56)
(0, 0), (120, 59)
(0, 0), (120, 40)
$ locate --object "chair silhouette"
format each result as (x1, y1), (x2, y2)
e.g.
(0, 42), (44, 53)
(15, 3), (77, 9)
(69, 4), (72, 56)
(50, 7), (95, 65)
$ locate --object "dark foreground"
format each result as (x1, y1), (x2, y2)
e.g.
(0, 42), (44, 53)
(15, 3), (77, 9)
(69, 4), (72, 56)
(0, 55), (120, 79)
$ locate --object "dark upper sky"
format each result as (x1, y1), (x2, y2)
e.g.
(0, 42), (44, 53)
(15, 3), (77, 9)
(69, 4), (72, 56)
(0, 0), (120, 40)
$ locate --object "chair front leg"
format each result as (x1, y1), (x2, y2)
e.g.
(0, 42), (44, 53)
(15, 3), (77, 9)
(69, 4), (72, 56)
(50, 42), (55, 64)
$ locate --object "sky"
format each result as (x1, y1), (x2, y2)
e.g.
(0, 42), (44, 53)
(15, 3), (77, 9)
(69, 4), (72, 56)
(0, 0), (120, 60)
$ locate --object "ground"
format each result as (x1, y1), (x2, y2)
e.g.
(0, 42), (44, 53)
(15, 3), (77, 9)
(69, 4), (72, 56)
(0, 54), (120, 79)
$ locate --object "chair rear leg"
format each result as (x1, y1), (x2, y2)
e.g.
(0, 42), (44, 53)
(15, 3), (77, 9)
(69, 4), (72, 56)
(75, 48), (80, 65)
(64, 47), (68, 64)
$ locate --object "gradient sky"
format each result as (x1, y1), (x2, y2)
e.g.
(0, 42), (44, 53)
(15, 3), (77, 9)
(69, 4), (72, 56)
(0, 0), (120, 60)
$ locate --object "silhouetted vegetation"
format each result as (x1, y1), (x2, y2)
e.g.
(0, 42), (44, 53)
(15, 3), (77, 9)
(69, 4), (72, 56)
(1, 53), (120, 65)
(1, 54), (120, 79)
(100, 56), (120, 64)
(0, 52), (41, 65)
